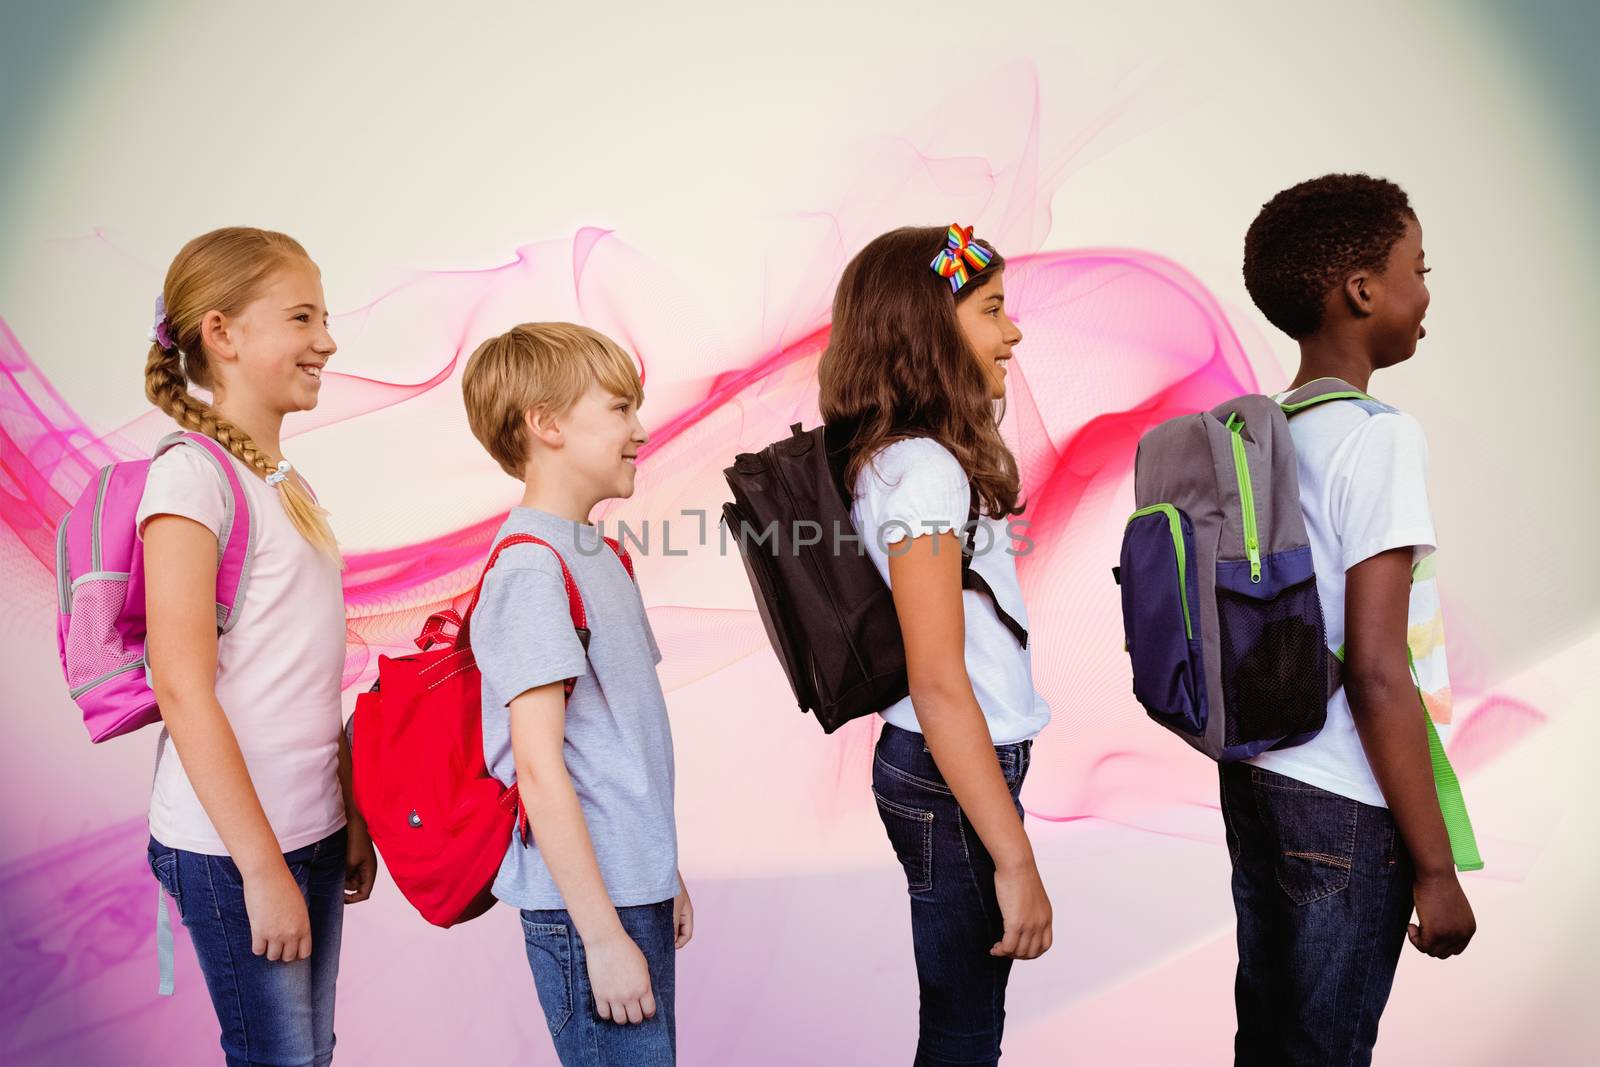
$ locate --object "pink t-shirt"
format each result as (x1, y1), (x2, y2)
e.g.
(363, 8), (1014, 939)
(136, 443), (347, 855)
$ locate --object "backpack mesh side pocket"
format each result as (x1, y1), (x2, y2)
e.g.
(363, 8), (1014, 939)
(64, 576), (144, 697)
(1214, 550), (1327, 750)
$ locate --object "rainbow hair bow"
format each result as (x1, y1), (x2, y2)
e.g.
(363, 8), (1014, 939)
(929, 224), (994, 292)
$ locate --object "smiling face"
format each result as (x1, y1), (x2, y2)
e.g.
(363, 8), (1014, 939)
(954, 270), (1023, 399)
(545, 379), (650, 501)
(207, 259), (336, 414)
(1367, 215), (1431, 367)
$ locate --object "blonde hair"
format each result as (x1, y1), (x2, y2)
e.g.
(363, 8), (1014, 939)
(143, 226), (341, 559)
(462, 322), (645, 478)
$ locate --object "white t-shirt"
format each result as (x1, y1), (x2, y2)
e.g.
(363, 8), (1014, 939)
(136, 443), (348, 854)
(1247, 397), (1453, 807)
(850, 437), (1051, 745)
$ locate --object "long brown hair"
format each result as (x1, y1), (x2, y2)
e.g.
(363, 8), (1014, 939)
(818, 225), (1021, 517)
(143, 227), (340, 558)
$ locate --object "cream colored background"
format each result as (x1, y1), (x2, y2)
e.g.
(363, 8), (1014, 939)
(2, 2), (1596, 1063)
(3, 1), (1592, 678)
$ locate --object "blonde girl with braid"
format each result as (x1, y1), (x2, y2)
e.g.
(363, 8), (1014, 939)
(138, 227), (376, 1067)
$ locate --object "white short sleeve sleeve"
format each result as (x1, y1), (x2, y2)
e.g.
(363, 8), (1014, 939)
(1331, 412), (1438, 571)
(136, 444), (226, 540)
(472, 546), (589, 706)
(862, 438), (970, 545)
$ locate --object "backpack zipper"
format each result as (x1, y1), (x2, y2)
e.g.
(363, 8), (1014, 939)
(56, 514), (73, 614)
(1127, 504), (1192, 639)
(69, 658), (147, 699)
(1225, 415), (1262, 583)
(90, 466), (113, 570)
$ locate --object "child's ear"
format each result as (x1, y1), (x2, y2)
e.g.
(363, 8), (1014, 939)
(523, 406), (563, 448)
(1341, 271), (1375, 319)
(200, 309), (238, 366)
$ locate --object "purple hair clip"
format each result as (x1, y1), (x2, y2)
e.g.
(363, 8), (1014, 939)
(148, 294), (176, 353)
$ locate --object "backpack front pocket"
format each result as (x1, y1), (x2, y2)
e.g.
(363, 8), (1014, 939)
(1214, 547), (1328, 752)
(1120, 504), (1207, 735)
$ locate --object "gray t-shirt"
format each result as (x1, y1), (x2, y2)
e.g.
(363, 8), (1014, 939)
(472, 506), (678, 910)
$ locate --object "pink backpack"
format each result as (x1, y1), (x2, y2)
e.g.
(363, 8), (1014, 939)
(56, 431), (256, 742)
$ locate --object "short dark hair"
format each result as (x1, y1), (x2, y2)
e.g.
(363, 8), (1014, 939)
(1242, 174), (1414, 339)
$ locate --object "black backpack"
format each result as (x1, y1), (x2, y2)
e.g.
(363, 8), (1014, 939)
(722, 422), (1027, 733)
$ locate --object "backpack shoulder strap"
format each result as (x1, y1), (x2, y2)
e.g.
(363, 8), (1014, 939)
(960, 486), (1029, 649)
(1330, 643), (1483, 872)
(457, 533), (590, 652)
(602, 535), (636, 582)
(461, 533), (597, 846)
(151, 431), (256, 633)
(465, 532), (591, 843)
(1279, 377), (1397, 418)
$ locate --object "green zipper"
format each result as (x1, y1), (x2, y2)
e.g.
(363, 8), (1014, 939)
(1225, 414), (1262, 583)
(1127, 503), (1192, 639)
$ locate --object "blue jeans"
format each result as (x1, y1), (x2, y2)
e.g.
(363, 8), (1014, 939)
(521, 899), (677, 1066)
(1220, 763), (1415, 1067)
(147, 827), (347, 1067)
(873, 722), (1033, 1067)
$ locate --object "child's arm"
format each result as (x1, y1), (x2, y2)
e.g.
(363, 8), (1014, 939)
(1344, 547), (1476, 959)
(888, 532), (1053, 962)
(510, 682), (656, 1025)
(673, 871), (692, 949)
(143, 514), (312, 962)
(337, 731), (377, 903)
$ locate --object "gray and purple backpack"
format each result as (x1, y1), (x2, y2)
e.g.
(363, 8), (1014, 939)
(1115, 379), (1356, 760)
(1116, 378), (1482, 869)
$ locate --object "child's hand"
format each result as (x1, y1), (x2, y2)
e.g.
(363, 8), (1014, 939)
(1409, 871), (1476, 958)
(243, 862), (313, 961)
(991, 862), (1053, 960)
(673, 878), (694, 949)
(344, 822), (378, 904)
(586, 932), (656, 1025)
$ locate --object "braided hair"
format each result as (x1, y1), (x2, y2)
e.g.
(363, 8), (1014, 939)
(143, 227), (340, 559)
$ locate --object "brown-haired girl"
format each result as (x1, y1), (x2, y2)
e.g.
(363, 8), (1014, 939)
(819, 224), (1052, 1066)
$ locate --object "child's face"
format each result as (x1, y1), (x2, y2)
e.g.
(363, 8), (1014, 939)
(211, 260), (336, 414)
(553, 380), (649, 503)
(955, 271), (1023, 400)
(1371, 216), (1431, 367)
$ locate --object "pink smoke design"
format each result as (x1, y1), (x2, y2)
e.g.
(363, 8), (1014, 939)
(0, 66), (1548, 1066)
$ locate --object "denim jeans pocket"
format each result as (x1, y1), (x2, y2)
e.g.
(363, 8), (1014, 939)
(873, 788), (935, 894)
(998, 745), (1032, 792)
(521, 916), (576, 1036)
(1251, 768), (1357, 905)
(875, 753), (951, 797)
(148, 841), (181, 908)
(209, 849), (313, 895)
(1218, 767), (1245, 864)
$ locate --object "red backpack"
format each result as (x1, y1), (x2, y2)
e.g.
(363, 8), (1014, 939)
(351, 532), (634, 927)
